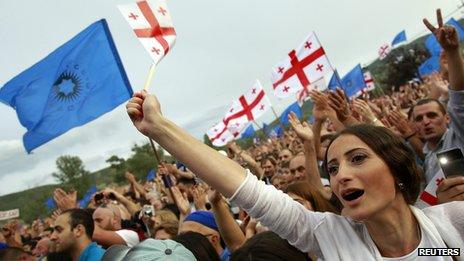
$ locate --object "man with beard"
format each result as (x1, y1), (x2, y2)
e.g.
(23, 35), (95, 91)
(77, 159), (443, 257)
(50, 209), (104, 261)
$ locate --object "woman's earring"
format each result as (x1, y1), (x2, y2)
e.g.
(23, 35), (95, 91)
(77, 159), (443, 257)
(398, 183), (405, 190)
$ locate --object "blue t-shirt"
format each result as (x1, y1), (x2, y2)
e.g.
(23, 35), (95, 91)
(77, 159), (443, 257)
(79, 242), (105, 261)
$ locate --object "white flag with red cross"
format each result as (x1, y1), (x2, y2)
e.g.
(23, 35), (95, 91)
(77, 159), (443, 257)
(296, 77), (326, 105)
(222, 80), (271, 128)
(363, 71), (375, 91)
(118, 0), (176, 64)
(378, 43), (391, 60)
(206, 121), (238, 147)
(419, 171), (446, 206)
(271, 32), (334, 98)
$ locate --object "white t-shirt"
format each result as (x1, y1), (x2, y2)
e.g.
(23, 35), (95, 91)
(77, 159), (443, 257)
(229, 171), (464, 261)
(115, 229), (140, 247)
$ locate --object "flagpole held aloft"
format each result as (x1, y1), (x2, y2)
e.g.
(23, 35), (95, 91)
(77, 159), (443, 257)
(143, 63), (157, 91)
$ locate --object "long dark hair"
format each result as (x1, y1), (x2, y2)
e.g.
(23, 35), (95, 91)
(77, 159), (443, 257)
(285, 181), (340, 214)
(322, 124), (421, 204)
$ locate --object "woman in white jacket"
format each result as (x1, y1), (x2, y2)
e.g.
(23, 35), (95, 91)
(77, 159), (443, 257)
(126, 9), (463, 260)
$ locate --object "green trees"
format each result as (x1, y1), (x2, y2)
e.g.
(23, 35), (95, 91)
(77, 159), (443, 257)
(51, 155), (91, 198)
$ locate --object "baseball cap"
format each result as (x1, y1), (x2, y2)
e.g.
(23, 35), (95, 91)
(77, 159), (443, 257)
(102, 239), (196, 261)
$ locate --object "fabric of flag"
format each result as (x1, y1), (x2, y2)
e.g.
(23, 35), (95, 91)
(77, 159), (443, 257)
(146, 169), (156, 181)
(0, 20), (133, 153)
(280, 102), (302, 125)
(271, 32), (334, 98)
(446, 18), (464, 41)
(391, 30), (406, 46)
(328, 70), (342, 91)
(118, 0), (176, 64)
(419, 171), (445, 206)
(45, 197), (56, 210)
(240, 124), (255, 138)
(363, 71), (375, 91)
(206, 121), (237, 147)
(268, 125), (283, 138)
(223, 80), (271, 128)
(296, 77), (326, 105)
(418, 56), (440, 77)
(341, 65), (366, 98)
(425, 34), (442, 57)
(78, 185), (97, 208)
(378, 43), (391, 60)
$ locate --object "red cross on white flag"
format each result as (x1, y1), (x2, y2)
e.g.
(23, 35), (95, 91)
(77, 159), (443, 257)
(363, 71), (375, 91)
(271, 32), (334, 98)
(419, 170), (446, 206)
(378, 43), (391, 60)
(353, 71), (376, 98)
(118, 0), (176, 64)
(222, 80), (271, 128)
(206, 121), (238, 147)
(296, 76), (326, 106)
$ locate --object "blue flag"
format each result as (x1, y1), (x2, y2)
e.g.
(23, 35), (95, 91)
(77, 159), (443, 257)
(341, 65), (366, 98)
(45, 197), (56, 210)
(263, 123), (269, 135)
(0, 20), (133, 153)
(240, 124), (255, 138)
(328, 70), (342, 91)
(146, 169), (157, 181)
(268, 125), (283, 138)
(446, 18), (464, 41)
(425, 34), (442, 57)
(418, 56), (440, 77)
(78, 185), (97, 208)
(391, 30), (407, 46)
(425, 18), (464, 57)
(280, 102), (302, 125)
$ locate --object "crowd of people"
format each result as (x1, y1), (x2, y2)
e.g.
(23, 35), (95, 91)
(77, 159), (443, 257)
(1, 9), (463, 261)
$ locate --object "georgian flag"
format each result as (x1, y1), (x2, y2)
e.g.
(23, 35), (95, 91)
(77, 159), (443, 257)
(271, 32), (334, 98)
(296, 76), (326, 105)
(378, 43), (391, 60)
(206, 121), (238, 147)
(353, 71), (376, 98)
(363, 71), (375, 91)
(223, 80), (271, 128)
(118, 0), (176, 64)
(418, 171), (446, 206)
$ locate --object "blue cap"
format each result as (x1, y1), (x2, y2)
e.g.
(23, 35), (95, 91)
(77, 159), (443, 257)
(184, 211), (218, 231)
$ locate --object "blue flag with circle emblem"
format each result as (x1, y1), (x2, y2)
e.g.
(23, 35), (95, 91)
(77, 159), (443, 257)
(341, 64), (366, 98)
(0, 20), (133, 153)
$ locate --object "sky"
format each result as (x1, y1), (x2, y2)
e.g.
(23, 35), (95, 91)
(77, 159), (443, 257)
(0, 0), (461, 196)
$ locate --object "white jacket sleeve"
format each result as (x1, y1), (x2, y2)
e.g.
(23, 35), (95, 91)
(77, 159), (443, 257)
(229, 170), (327, 252)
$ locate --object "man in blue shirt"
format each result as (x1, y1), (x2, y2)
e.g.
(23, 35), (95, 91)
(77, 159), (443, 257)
(50, 209), (105, 261)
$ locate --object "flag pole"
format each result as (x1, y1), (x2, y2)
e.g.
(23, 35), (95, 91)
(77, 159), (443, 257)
(252, 120), (261, 132)
(270, 105), (286, 131)
(142, 62), (163, 164)
(143, 63), (157, 91)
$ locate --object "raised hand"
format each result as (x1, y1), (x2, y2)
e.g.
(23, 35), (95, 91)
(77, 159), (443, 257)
(126, 91), (164, 136)
(387, 110), (415, 138)
(288, 112), (314, 142)
(352, 98), (377, 123)
(423, 9), (459, 51)
(309, 90), (335, 121)
(53, 188), (78, 211)
(328, 88), (351, 122)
